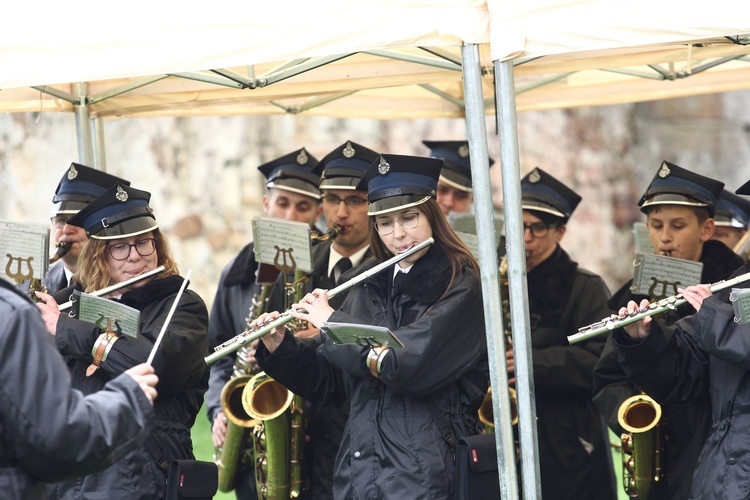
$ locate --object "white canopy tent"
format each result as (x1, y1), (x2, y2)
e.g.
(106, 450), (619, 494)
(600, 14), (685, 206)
(4, 1), (750, 497)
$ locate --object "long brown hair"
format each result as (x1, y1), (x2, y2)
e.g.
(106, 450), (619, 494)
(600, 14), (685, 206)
(74, 228), (179, 292)
(369, 198), (479, 293)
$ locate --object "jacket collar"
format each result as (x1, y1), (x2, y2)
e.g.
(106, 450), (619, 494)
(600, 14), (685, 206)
(366, 244), (453, 305)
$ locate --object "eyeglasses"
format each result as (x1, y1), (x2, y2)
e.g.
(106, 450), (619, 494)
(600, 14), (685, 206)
(107, 238), (157, 261)
(323, 195), (368, 207)
(51, 216), (71, 229)
(373, 212), (421, 235)
(523, 222), (555, 238)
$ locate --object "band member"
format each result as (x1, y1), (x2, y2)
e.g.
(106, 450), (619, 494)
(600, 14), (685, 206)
(35, 183), (209, 499)
(0, 278), (157, 498)
(712, 188), (750, 255)
(205, 147), (322, 500)
(422, 140), (494, 216)
(593, 161), (743, 498)
(296, 140), (379, 499)
(422, 140), (505, 258)
(254, 154), (488, 499)
(44, 162), (130, 294)
(509, 167), (616, 499)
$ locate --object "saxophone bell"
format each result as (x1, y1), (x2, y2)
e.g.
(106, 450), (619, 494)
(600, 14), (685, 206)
(217, 374), (260, 493)
(618, 394), (663, 499)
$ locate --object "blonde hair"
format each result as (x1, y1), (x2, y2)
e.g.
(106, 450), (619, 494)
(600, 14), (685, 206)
(74, 228), (179, 292)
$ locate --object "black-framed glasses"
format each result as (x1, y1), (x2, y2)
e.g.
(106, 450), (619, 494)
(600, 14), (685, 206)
(108, 238), (157, 261)
(523, 222), (554, 238)
(51, 216), (71, 229)
(373, 212), (421, 235)
(323, 195), (368, 207)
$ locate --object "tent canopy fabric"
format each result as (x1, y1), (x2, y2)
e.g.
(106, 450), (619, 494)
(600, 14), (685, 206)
(2, 0), (749, 119)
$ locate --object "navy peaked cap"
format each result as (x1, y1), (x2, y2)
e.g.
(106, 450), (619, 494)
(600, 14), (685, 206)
(51, 163), (130, 215)
(521, 167), (581, 221)
(356, 154), (443, 215)
(313, 141), (380, 190)
(423, 140), (494, 191)
(257, 148), (321, 199)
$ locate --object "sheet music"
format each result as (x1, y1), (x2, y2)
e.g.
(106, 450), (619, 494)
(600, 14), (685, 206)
(455, 231), (479, 259)
(632, 221), (654, 255)
(448, 213), (504, 245)
(71, 291), (141, 338)
(632, 252), (703, 298)
(0, 220), (50, 282)
(251, 217), (313, 273)
(320, 322), (404, 348)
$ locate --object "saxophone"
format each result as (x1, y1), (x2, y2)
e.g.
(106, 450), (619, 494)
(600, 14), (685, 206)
(216, 284), (270, 493)
(478, 257), (518, 433)
(243, 227), (341, 499)
(618, 394), (663, 499)
(615, 251), (667, 499)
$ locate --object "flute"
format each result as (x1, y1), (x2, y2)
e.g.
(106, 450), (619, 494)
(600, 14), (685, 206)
(58, 265), (166, 311)
(205, 237), (435, 365)
(567, 270), (750, 344)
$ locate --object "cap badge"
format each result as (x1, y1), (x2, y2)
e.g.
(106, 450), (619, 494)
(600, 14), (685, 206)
(529, 168), (541, 183)
(458, 144), (469, 158)
(658, 163), (671, 178)
(377, 156), (390, 175)
(296, 150), (308, 165)
(115, 185), (129, 202)
(67, 164), (79, 180)
(343, 142), (355, 159)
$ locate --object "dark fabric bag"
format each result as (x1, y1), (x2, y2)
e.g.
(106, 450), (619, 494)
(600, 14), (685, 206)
(165, 460), (218, 499)
(455, 434), (500, 500)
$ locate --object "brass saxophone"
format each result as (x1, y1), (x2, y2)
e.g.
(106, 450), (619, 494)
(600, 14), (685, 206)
(478, 257), (518, 433)
(243, 226), (341, 499)
(216, 284), (271, 493)
(617, 394), (663, 499)
(615, 252), (667, 499)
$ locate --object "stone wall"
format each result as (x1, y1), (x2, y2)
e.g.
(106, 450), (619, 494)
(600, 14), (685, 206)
(2, 90), (750, 310)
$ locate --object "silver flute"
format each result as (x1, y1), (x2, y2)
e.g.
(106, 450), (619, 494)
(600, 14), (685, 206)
(205, 237), (435, 365)
(58, 265), (166, 311)
(567, 270), (750, 344)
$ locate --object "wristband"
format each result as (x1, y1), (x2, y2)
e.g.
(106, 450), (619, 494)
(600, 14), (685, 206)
(86, 332), (118, 377)
(367, 347), (382, 379)
(376, 347), (391, 374)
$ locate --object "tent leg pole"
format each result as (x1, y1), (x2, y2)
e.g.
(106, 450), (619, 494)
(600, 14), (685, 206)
(494, 58), (542, 500)
(92, 117), (107, 171)
(461, 43), (519, 499)
(74, 82), (95, 167)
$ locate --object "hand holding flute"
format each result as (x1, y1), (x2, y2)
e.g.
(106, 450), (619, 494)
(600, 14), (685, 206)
(618, 284), (714, 341)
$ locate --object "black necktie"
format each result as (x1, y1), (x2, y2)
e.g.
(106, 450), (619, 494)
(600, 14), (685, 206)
(392, 271), (406, 298)
(331, 257), (352, 284)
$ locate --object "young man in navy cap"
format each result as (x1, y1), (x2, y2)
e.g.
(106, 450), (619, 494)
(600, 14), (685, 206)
(205, 147), (322, 500)
(607, 176), (750, 498)
(44, 163), (129, 294)
(594, 161), (744, 499)
(510, 167), (617, 499)
(712, 188), (750, 255)
(422, 140), (494, 216)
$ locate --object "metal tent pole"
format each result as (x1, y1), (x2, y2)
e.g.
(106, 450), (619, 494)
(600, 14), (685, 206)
(92, 117), (107, 170)
(73, 82), (94, 167)
(460, 43), (519, 499)
(494, 58), (542, 500)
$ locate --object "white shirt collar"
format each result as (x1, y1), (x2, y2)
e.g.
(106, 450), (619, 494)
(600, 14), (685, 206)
(327, 245), (369, 277)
